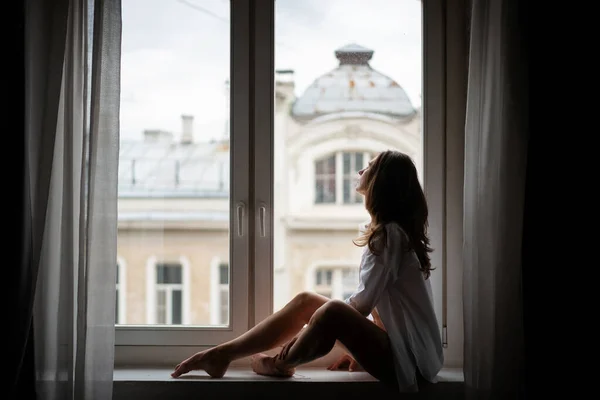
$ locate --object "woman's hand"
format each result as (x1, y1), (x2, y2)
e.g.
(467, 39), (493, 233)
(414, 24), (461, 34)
(327, 353), (362, 372)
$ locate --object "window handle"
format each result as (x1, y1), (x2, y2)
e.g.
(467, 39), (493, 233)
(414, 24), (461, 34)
(236, 202), (245, 237)
(259, 205), (267, 237)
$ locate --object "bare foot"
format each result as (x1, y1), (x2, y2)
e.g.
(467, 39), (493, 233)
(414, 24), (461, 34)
(171, 348), (230, 378)
(250, 353), (295, 377)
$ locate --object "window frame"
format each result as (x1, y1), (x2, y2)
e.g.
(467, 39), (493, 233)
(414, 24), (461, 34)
(116, 256), (127, 325)
(114, 0), (251, 353)
(114, 0), (467, 370)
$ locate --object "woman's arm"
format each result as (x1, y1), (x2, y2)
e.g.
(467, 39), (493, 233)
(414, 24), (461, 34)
(344, 251), (393, 317)
(371, 307), (386, 332)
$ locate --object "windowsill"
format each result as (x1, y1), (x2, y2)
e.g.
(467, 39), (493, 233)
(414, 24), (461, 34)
(113, 366), (464, 399)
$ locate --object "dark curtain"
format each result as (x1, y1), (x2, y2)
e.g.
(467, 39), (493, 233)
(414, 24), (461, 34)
(10, 0), (36, 398)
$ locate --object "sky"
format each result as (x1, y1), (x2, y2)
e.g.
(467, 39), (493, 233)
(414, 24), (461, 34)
(120, 0), (423, 141)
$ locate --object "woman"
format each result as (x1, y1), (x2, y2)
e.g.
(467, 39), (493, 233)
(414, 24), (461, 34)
(171, 150), (444, 392)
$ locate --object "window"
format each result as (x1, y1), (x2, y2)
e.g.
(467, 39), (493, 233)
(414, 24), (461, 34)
(155, 263), (183, 325)
(116, 0), (466, 370)
(143, 256), (191, 326)
(314, 151), (369, 205)
(312, 266), (359, 300)
(314, 268), (333, 297)
(116, 0), (245, 352)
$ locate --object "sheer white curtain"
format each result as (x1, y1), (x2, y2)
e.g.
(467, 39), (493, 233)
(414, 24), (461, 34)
(463, 0), (527, 398)
(24, 0), (121, 399)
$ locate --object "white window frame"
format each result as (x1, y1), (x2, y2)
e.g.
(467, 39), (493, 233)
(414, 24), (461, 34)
(116, 256), (127, 325)
(114, 0), (467, 370)
(114, 0), (250, 365)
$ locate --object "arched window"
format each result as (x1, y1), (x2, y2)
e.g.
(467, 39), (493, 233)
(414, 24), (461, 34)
(315, 151), (369, 204)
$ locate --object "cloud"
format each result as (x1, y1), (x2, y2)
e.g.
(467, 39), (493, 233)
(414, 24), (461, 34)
(120, 0), (422, 140)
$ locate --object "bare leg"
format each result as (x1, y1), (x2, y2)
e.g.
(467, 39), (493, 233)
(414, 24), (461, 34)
(252, 300), (396, 385)
(171, 291), (328, 378)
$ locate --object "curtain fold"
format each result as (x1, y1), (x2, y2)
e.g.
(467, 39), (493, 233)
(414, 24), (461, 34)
(18, 0), (122, 399)
(462, 0), (528, 398)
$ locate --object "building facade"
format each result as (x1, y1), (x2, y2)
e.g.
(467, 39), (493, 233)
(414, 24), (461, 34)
(116, 44), (422, 325)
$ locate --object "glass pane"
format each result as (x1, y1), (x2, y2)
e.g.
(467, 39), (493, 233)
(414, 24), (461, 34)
(172, 289), (182, 325)
(343, 153), (350, 174)
(156, 290), (166, 324)
(118, 0), (231, 326)
(326, 156), (335, 173)
(355, 153), (363, 170)
(273, 0), (423, 312)
(315, 158), (325, 174)
(156, 264), (182, 284)
(219, 288), (229, 325)
(219, 263), (229, 285)
(343, 178), (351, 203)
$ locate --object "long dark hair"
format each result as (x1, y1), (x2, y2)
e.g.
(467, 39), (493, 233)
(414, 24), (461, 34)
(353, 150), (434, 279)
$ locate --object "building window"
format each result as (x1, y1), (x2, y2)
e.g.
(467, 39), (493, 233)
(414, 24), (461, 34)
(313, 266), (359, 301)
(315, 151), (369, 205)
(314, 268), (334, 297)
(155, 263), (183, 325)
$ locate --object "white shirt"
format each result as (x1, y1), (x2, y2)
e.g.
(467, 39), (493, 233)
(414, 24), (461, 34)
(345, 221), (444, 392)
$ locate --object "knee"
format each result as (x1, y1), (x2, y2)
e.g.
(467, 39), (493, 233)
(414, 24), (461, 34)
(310, 299), (347, 326)
(290, 291), (322, 310)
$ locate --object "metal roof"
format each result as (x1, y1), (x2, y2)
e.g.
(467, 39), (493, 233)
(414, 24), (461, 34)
(291, 44), (416, 121)
(118, 139), (230, 198)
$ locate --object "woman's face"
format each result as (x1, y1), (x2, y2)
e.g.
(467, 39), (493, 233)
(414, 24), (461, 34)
(356, 156), (378, 195)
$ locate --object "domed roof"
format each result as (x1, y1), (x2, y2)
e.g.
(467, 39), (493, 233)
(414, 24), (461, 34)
(291, 44), (416, 121)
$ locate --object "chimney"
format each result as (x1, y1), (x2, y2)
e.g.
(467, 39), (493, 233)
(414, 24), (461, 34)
(181, 114), (194, 144)
(276, 69), (295, 84)
(276, 69), (295, 108)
